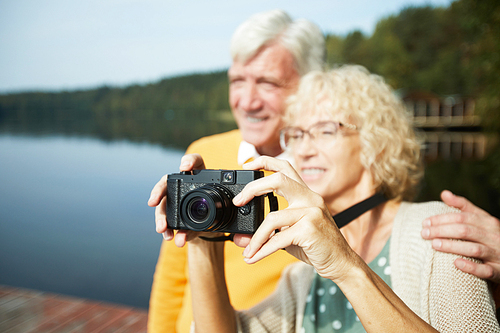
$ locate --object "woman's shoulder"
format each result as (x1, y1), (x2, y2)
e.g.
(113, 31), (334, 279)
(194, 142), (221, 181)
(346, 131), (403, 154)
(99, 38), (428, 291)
(275, 262), (315, 299)
(391, 202), (499, 330)
(281, 261), (315, 282)
(390, 201), (460, 278)
(396, 201), (460, 225)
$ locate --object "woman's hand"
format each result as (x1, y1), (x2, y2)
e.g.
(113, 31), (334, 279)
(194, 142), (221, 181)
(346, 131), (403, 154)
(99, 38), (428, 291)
(233, 156), (359, 283)
(232, 156), (443, 332)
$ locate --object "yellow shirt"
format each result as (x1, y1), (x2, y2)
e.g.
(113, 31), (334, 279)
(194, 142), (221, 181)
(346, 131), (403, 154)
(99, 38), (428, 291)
(148, 129), (297, 332)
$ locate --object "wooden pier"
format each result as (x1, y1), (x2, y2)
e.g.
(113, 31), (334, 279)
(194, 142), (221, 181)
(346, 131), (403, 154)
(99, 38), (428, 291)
(0, 285), (148, 333)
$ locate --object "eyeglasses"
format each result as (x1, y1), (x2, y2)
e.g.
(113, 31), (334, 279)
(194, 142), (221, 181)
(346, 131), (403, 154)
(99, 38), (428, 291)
(280, 121), (357, 149)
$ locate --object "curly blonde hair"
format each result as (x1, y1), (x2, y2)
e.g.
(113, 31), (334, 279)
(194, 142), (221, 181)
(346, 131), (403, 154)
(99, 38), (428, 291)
(284, 65), (423, 201)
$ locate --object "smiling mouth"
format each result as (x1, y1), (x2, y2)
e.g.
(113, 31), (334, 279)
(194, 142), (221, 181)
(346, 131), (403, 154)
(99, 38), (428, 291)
(246, 116), (267, 123)
(301, 168), (325, 176)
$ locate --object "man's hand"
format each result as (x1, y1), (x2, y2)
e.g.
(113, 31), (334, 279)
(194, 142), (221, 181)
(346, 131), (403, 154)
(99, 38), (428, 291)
(421, 190), (500, 283)
(147, 153), (206, 241)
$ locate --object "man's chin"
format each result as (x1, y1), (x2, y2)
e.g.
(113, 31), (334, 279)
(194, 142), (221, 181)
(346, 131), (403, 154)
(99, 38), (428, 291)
(241, 132), (269, 148)
(240, 128), (282, 156)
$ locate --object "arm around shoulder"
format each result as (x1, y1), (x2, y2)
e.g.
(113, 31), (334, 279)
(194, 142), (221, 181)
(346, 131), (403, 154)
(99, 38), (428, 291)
(396, 202), (500, 331)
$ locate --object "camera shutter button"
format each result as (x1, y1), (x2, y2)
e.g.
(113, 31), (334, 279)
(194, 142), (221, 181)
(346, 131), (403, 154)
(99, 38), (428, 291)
(238, 204), (251, 216)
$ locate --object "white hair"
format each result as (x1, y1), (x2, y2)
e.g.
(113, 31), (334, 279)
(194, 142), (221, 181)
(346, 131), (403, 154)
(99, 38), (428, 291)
(230, 9), (325, 76)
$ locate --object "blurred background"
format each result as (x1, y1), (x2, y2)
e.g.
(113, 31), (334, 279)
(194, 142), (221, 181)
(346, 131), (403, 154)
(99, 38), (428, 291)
(0, 0), (499, 310)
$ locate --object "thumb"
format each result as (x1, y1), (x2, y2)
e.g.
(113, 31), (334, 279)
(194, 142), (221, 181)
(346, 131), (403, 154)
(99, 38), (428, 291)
(233, 234), (252, 248)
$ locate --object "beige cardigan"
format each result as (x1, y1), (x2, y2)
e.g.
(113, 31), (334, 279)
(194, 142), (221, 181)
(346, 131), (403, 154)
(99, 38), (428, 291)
(232, 202), (500, 332)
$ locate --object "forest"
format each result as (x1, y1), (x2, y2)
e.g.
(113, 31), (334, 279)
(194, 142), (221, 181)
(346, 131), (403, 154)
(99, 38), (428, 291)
(0, 0), (499, 214)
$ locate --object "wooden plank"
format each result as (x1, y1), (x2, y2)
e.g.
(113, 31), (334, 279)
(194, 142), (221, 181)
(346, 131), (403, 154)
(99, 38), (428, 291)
(23, 297), (91, 333)
(113, 312), (148, 333)
(50, 303), (133, 333)
(4, 296), (70, 333)
(95, 310), (148, 333)
(0, 288), (52, 332)
(0, 285), (148, 333)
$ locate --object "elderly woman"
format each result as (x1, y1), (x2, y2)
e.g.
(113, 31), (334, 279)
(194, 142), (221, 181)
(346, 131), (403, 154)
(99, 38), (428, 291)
(174, 65), (499, 332)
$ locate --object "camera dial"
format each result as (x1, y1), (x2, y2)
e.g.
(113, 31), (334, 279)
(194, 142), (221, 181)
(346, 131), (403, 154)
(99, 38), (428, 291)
(180, 184), (236, 231)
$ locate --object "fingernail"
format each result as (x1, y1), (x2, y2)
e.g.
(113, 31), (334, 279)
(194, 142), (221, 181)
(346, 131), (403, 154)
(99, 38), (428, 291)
(180, 161), (190, 169)
(243, 244), (250, 257)
(243, 257), (253, 264)
(432, 239), (442, 249)
(163, 230), (173, 241)
(233, 193), (242, 204)
(423, 219), (431, 227)
(421, 228), (430, 238)
(455, 260), (465, 269)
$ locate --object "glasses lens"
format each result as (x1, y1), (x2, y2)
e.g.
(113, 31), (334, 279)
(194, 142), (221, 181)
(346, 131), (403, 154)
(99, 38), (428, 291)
(282, 122), (342, 148)
(310, 122), (339, 142)
(282, 128), (303, 148)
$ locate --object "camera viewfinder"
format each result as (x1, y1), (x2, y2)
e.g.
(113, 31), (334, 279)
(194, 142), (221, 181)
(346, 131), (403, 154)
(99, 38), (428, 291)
(222, 171), (236, 185)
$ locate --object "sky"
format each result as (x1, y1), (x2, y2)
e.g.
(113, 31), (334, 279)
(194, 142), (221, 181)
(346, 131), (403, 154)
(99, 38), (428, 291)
(0, 0), (453, 93)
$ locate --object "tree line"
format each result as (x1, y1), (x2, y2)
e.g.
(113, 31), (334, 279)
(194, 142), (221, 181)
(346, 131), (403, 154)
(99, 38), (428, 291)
(0, 71), (232, 148)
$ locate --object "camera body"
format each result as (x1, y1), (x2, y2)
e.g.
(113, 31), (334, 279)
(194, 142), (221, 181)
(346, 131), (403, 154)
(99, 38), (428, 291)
(166, 169), (265, 234)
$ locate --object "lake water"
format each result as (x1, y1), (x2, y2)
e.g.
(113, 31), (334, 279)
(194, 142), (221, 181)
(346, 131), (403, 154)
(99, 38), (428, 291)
(0, 134), (185, 308)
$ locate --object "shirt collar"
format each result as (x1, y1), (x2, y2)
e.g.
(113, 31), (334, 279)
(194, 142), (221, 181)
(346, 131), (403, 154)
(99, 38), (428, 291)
(237, 140), (294, 166)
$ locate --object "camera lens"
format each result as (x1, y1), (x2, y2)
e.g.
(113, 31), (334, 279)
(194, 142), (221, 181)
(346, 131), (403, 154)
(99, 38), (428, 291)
(187, 198), (209, 222)
(180, 184), (236, 231)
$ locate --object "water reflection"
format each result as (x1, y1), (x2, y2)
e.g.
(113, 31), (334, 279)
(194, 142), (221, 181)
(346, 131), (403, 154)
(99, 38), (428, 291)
(0, 134), (184, 308)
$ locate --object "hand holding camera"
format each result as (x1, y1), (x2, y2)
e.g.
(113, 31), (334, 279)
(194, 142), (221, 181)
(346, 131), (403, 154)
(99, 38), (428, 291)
(148, 153), (277, 247)
(148, 153), (207, 244)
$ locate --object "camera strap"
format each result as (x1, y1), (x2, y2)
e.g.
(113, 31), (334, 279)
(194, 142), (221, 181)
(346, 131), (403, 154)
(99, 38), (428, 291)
(200, 192), (386, 242)
(199, 192), (279, 242)
(332, 192), (388, 228)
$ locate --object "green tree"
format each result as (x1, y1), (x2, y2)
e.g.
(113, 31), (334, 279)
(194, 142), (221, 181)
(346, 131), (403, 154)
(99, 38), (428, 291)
(341, 30), (370, 67)
(367, 17), (414, 88)
(455, 0), (500, 130)
(325, 34), (344, 65)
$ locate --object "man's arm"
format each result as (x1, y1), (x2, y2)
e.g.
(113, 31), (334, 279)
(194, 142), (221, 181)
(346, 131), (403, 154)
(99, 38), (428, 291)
(421, 190), (500, 284)
(147, 154), (207, 332)
(148, 240), (188, 332)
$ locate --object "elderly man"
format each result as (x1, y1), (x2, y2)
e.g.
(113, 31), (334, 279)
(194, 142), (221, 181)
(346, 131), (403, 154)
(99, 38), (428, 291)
(147, 10), (326, 332)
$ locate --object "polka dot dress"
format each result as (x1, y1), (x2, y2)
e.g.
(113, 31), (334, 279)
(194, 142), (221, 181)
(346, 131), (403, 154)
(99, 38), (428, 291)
(301, 238), (392, 333)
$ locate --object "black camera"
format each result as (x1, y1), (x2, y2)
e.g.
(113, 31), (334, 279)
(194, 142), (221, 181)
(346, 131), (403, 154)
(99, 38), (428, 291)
(166, 169), (275, 234)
